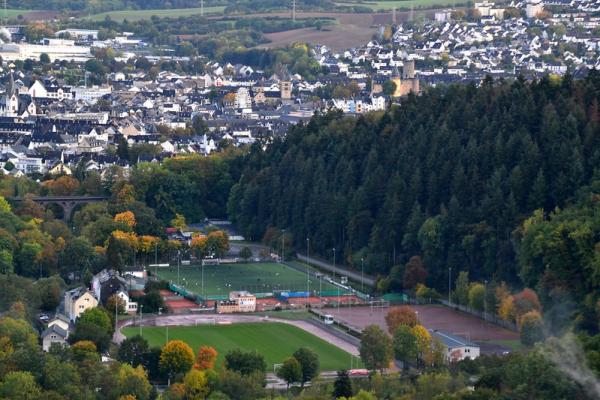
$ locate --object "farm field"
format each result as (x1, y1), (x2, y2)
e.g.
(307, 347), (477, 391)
(260, 25), (374, 51)
(123, 322), (360, 370)
(253, 10), (438, 49)
(336, 0), (462, 10)
(89, 6), (226, 21)
(0, 9), (36, 18)
(156, 262), (347, 298)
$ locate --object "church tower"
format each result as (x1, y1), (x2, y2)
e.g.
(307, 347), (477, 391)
(278, 65), (292, 100)
(2, 72), (19, 116)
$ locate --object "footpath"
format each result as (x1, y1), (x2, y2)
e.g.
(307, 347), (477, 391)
(296, 253), (376, 287)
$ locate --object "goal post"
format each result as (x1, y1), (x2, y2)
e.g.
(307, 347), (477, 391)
(195, 318), (216, 325)
(273, 363), (283, 373)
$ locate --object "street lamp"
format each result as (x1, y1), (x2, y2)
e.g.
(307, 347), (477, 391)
(111, 284), (119, 335)
(333, 247), (339, 314)
(177, 250), (181, 286)
(332, 248), (336, 282)
(484, 280), (488, 316)
(448, 267), (452, 304)
(361, 257), (364, 293)
(155, 241), (159, 276)
(306, 237), (310, 301)
(139, 304), (144, 336)
(114, 294), (119, 334)
(319, 275), (322, 307)
(281, 229), (286, 262)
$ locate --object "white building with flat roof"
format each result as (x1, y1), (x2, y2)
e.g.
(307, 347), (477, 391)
(55, 29), (99, 40)
(430, 330), (480, 362)
(0, 41), (92, 62)
(72, 86), (112, 103)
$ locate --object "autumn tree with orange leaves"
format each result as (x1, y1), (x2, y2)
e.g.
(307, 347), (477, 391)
(195, 346), (218, 370)
(385, 306), (419, 333)
(42, 176), (80, 196)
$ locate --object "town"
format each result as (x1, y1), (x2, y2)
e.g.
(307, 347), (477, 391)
(0, 0), (597, 175)
(0, 0), (598, 399)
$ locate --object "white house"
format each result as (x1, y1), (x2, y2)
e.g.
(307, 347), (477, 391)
(430, 330), (480, 362)
(47, 314), (70, 332)
(41, 325), (69, 351)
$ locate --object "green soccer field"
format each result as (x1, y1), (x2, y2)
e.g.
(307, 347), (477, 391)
(123, 322), (361, 371)
(156, 262), (346, 298)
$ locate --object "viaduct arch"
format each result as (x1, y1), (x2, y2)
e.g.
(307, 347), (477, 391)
(9, 196), (110, 221)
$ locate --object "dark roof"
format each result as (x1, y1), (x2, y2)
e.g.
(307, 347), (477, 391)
(430, 330), (479, 348)
(41, 324), (68, 339)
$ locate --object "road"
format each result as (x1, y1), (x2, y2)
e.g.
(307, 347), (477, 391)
(115, 313), (360, 356)
(297, 253), (375, 287)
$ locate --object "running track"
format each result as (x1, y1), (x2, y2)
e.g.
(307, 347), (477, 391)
(115, 314), (360, 356)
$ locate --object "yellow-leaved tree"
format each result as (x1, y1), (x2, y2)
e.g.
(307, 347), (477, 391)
(191, 235), (208, 258)
(160, 340), (195, 380)
(411, 324), (432, 365)
(114, 211), (137, 229)
(183, 369), (209, 400)
(171, 213), (187, 230)
(118, 364), (151, 400)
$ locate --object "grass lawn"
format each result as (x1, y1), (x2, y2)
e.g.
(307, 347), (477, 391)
(336, 0), (464, 9)
(0, 9), (35, 18)
(123, 322), (360, 370)
(156, 262), (345, 298)
(89, 6), (226, 21)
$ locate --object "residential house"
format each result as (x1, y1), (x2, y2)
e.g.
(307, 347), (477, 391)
(41, 324), (69, 351)
(64, 287), (98, 321)
(430, 330), (481, 362)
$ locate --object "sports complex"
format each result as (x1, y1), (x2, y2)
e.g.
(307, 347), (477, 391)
(118, 260), (368, 372)
(154, 261), (364, 305)
(119, 258), (520, 373)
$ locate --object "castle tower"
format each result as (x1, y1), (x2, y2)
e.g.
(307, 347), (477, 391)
(391, 65), (403, 98)
(402, 59), (415, 79)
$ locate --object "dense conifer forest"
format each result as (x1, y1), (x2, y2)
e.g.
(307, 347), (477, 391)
(228, 74), (600, 331)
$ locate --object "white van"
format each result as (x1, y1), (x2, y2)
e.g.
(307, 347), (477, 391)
(323, 314), (334, 325)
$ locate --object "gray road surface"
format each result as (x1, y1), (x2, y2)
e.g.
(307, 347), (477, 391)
(297, 253), (375, 287)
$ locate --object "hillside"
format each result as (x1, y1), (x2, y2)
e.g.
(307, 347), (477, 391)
(228, 74), (600, 330)
(6, 0), (339, 14)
